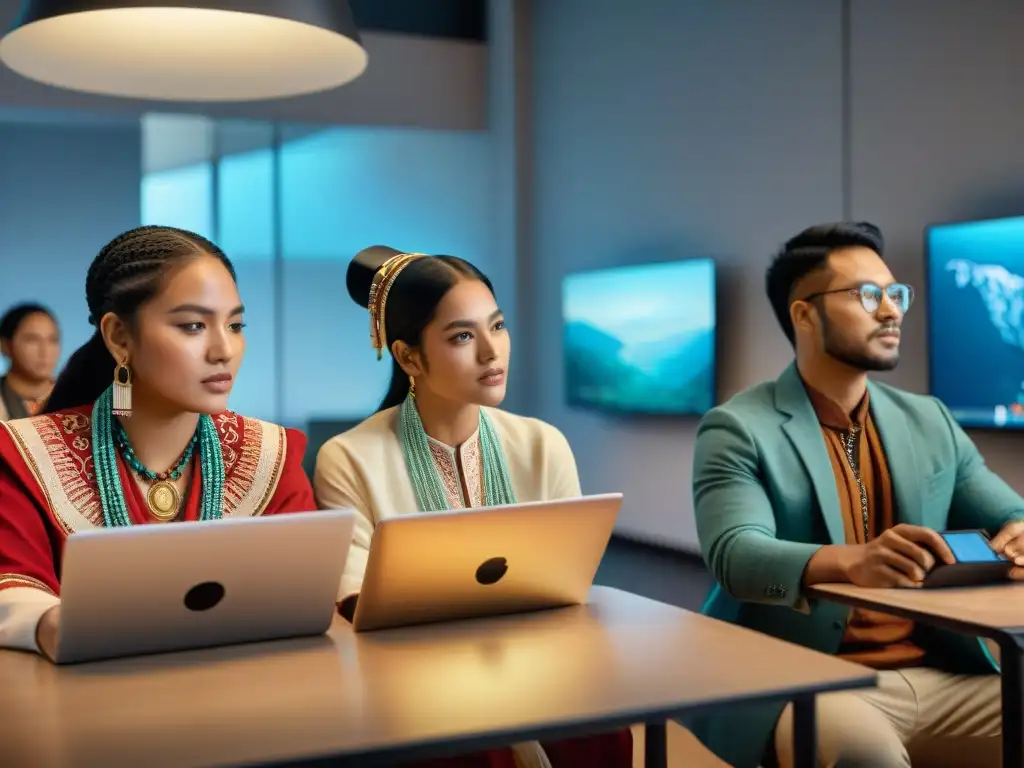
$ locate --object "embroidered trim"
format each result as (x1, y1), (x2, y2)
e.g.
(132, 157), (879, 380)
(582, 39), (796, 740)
(0, 573), (57, 595)
(2, 411), (287, 532)
(426, 432), (484, 508)
(219, 414), (284, 517)
(2, 415), (99, 535)
(428, 439), (464, 508)
(462, 434), (484, 505)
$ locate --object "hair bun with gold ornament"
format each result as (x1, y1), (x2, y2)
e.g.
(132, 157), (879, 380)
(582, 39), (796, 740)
(346, 245), (406, 308)
(348, 245), (427, 359)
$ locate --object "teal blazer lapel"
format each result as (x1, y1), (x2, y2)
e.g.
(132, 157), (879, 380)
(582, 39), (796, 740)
(775, 364), (845, 544)
(866, 380), (923, 527)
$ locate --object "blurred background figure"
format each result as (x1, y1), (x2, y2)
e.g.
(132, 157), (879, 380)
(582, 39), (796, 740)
(0, 303), (60, 420)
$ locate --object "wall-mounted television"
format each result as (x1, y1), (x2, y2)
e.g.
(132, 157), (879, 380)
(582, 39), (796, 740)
(926, 215), (1024, 429)
(561, 258), (716, 416)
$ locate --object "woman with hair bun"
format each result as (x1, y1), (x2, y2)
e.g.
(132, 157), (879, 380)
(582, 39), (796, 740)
(0, 225), (316, 662)
(314, 246), (632, 768)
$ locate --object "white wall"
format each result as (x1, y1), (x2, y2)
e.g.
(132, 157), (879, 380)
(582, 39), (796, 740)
(528, 0), (1024, 551)
(530, 0), (845, 551)
(848, 0), (1024, 493)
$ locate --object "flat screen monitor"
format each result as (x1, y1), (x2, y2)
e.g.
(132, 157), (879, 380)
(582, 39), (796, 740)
(926, 215), (1024, 429)
(561, 258), (716, 416)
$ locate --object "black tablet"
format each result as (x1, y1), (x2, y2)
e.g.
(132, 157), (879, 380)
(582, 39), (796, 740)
(920, 530), (1013, 588)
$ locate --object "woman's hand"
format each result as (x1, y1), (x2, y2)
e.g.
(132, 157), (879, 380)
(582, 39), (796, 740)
(35, 605), (61, 662)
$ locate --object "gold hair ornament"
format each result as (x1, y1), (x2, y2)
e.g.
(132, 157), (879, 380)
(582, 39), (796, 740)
(368, 252), (426, 359)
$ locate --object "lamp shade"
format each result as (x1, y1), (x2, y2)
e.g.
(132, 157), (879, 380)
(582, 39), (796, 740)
(0, 1), (368, 101)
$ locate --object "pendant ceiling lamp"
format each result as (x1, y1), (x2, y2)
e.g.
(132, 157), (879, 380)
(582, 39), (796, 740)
(0, 1), (368, 101)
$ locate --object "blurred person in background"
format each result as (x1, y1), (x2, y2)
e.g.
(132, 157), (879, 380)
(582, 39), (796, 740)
(0, 303), (60, 420)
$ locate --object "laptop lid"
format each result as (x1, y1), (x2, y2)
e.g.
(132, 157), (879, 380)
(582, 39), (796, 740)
(351, 493), (622, 632)
(55, 509), (355, 664)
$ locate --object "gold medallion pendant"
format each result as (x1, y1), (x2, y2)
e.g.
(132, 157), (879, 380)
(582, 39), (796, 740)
(147, 481), (181, 522)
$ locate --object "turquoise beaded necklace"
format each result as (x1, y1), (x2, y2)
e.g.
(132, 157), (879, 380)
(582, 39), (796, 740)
(114, 421), (197, 482)
(399, 394), (517, 512)
(92, 386), (225, 526)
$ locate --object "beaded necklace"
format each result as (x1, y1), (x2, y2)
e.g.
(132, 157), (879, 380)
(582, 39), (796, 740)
(92, 386), (225, 526)
(114, 421), (197, 521)
(399, 394), (517, 512)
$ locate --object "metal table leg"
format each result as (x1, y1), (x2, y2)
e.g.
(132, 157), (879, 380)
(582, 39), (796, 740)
(999, 633), (1024, 768)
(791, 695), (817, 768)
(644, 721), (667, 768)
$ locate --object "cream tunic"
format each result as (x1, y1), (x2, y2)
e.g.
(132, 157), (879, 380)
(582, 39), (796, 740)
(314, 406), (582, 768)
(313, 405), (582, 603)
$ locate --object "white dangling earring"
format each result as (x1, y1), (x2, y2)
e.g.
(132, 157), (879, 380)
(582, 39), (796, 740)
(112, 359), (132, 417)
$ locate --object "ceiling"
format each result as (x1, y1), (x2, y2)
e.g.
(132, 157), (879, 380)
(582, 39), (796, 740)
(0, 1), (486, 42)
(349, 0), (485, 41)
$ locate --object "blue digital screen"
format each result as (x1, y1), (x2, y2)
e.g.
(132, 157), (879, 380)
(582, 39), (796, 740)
(562, 259), (716, 415)
(942, 532), (1002, 563)
(927, 216), (1024, 429)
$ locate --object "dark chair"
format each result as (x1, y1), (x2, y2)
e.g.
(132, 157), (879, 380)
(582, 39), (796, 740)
(302, 419), (364, 481)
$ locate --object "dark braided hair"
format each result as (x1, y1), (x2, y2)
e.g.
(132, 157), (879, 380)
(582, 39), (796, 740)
(43, 226), (236, 414)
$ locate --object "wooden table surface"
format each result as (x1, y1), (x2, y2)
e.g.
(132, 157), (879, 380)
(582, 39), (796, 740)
(808, 581), (1024, 768)
(0, 586), (876, 767)
(808, 581), (1024, 637)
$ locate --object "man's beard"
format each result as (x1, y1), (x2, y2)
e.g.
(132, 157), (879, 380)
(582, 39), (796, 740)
(821, 315), (900, 372)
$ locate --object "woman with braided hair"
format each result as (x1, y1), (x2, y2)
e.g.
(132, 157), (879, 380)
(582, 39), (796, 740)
(0, 225), (316, 661)
(313, 246), (633, 768)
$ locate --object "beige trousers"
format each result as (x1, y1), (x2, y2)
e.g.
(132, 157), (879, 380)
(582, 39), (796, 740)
(774, 667), (1001, 768)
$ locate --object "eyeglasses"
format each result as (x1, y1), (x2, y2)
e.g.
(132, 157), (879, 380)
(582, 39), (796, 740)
(800, 282), (914, 314)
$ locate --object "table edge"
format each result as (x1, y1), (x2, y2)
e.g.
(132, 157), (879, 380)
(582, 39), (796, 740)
(249, 670), (878, 767)
(807, 585), (1024, 642)
(0, 584), (881, 767)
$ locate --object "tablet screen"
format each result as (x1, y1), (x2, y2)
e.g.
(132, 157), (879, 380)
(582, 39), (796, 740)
(942, 531), (1003, 563)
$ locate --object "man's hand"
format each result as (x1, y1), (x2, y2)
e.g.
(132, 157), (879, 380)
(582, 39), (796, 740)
(841, 524), (956, 588)
(35, 605), (60, 663)
(989, 520), (1024, 579)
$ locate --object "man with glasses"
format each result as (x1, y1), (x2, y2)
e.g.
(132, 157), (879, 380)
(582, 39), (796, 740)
(687, 222), (1021, 768)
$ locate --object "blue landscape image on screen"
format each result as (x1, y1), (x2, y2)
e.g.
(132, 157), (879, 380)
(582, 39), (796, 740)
(562, 259), (715, 415)
(927, 216), (1024, 428)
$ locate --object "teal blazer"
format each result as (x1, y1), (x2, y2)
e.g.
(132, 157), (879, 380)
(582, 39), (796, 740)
(682, 363), (1023, 768)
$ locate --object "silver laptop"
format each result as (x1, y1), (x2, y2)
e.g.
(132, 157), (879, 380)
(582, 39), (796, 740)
(55, 509), (356, 664)
(351, 493), (622, 632)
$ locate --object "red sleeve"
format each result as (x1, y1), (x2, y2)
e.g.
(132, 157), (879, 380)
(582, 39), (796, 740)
(264, 427), (316, 515)
(0, 431), (60, 597)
